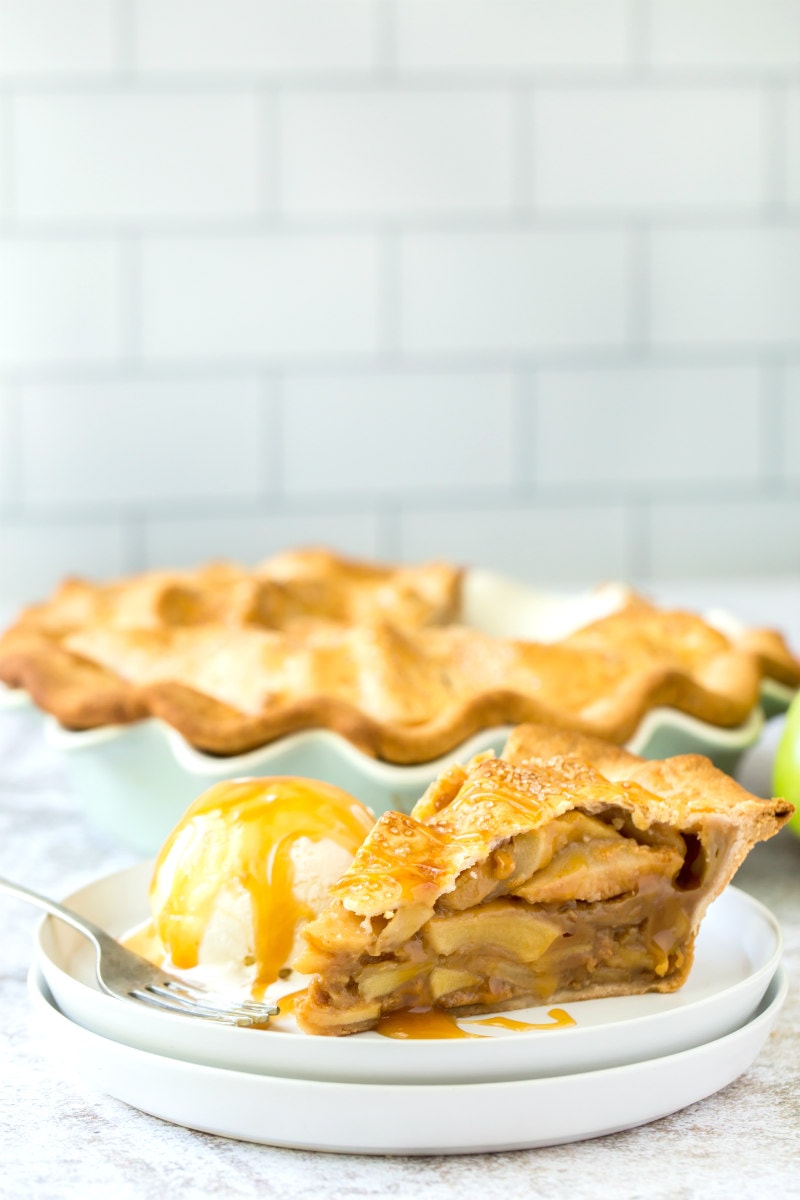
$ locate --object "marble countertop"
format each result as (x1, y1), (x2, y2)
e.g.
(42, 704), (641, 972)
(2, 579), (800, 1200)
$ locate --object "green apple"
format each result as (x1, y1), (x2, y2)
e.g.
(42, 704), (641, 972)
(773, 693), (800, 837)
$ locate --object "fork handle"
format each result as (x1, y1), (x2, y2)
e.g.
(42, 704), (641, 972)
(0, 875), (106, 947)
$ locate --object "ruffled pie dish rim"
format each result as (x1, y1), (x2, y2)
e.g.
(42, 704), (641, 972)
(0, 683), (789, 854)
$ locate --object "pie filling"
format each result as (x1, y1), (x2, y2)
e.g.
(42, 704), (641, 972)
(294, 805), (716, 1036)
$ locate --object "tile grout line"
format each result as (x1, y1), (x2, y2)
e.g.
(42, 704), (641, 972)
(117, 231), (142, 368)
(630, 494), (653, 582)
(1, 212), (800, 238)
(510, 86), (533, 215)
(114, 0), (137, 78)
(512, 371), (536, 494)
(377, 232), (402, 364)
(374, 0), (398, 76)
(762, 83), (788, 212)
(380, 502), (403, 561)
(627, 223), (651, 356)
(1, 382), (24, 513)
(267, 372), (285, 503)
(258, 86), (279, 220)
(125, 512), (147, 572)
(2, 348), (800, 387)
(626, 0), (653, 76)
(2, 71), (800, 96)
(759, 359), (786, 494)
(0, 92), (14, 219)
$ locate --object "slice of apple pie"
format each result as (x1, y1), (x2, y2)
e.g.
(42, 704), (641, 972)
(294, 724), (791, 1035)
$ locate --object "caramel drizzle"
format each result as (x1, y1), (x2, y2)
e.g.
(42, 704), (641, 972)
(335, 755), (665, 911)
(471, 1007), (576, 1032)
(214, 983), (576, 1040)
(375, 1006), (576, 1040)
(144, 778), (374, 997)
(274, 987), (307, 1017)
(375, 1008), (486, 1040)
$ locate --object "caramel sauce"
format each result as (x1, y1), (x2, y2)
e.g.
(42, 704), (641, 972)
(375, 1005), (576, 1039)
(325, 755), (673, 920)
(143, 777), (374, 997)
(375, 1008), (487, 1040)
(472, 1007), (576, 1032)
(328, 809), (452, 911)
(274, 987), (308, 1017)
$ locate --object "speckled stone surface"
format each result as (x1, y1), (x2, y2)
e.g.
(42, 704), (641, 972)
(2, 581), (800, 1200)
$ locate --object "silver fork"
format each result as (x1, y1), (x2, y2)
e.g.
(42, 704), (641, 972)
(1, 875), (278, 1027)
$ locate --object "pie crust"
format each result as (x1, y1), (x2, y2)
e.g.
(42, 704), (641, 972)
(0, 550), (797, 761)
(293, 723), (792, 1035)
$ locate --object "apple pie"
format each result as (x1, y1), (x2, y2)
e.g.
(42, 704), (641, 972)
(0, 548), (463, 741)
(0, 549), (797, 760)
(293, 724), (792, 1035)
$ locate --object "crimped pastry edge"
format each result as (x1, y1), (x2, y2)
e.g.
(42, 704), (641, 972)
(0, 574), (797, 764)
(0, 659), (780, 763)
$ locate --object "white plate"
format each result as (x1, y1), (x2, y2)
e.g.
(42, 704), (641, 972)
(35, 861), (782, 1085)
(27, 965), (787, 1155)
(4, 568), (792, 852)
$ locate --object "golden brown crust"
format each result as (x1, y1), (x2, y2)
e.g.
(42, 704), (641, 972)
(0, 550), (464, 745)
(294, 726), (792, 1035)
(1, 552), (797, 760)
(503, 722), (793, 889)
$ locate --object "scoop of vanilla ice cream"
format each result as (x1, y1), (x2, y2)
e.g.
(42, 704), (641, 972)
(137, 776), (374, 998)
(289, 835), (357, 915)
(183, 835), (357, 992)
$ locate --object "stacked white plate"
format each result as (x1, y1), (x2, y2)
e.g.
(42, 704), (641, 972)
(30, 861), (786, 1155)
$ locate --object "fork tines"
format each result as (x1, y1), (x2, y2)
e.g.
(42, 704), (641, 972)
(131, 981), (279, 1026)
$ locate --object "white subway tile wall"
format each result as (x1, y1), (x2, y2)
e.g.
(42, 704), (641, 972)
(787, 88), (800, 205)
(786, 367), (800, 484)
(0, 387), (12, 507)
(0, 100), (9, 218)
(535, 367), (763, 486)
(0, 0), (798, 606)
(140, 235), (382, 361)
(649, 500), (800, 577)
(0, 522), (130, 597)
(14, 93), (264, 221)
(280, 90), (514, 217)
(0, 239), (122, 367)
(143, 513), (383, 569)
(649, 0), (800, 70)
(531, 88), (765, 212)
(0, 0), (117, 77)
(395, 0), (630, 71)
(398, 504), (633, 582)
(134, 0), (378, 75)
(399, 231), (631, 353)
(17, 380), (272, 507)
(281, 373), (518, 494)
(650, 228), (800, 347)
